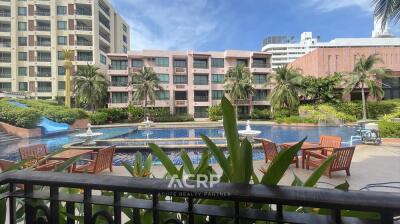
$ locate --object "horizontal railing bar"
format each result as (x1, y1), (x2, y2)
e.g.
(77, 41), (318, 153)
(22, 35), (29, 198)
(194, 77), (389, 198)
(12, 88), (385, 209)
(1, 171), (400, 214)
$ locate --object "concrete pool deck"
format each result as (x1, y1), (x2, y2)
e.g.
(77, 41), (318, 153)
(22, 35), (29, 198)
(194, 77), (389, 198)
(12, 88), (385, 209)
(107, 143), (400, 192)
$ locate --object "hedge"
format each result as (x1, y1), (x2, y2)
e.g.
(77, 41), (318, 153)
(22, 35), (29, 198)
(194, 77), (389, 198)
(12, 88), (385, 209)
(251, 109), (272, 120)
(275, 116), (318, 124)
(334, 101), (398, 119)
(378, 121), (400, 138)
(208, 105), (222, 121)
(0, 100), (41, 128)
(89, 112), (109, 125)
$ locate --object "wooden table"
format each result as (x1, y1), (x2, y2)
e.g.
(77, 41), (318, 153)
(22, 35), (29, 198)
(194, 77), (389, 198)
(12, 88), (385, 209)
(49, 149), (93, 161)
(281, 142), (323, 168)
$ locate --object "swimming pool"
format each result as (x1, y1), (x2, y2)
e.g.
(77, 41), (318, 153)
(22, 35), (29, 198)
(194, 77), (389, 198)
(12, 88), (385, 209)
(0, 124), (358, 166)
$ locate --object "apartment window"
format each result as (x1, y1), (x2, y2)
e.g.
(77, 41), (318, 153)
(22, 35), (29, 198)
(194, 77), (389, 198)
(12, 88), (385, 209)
(123, 35), (127, 43)
(123, 46), (127, 53)
(18, 22), (27, 31)
(131, 59), (143, 68)
(155, 57), (169, 67)
(57, 6), (67, 15)
(111, 60), (127, 70)
(111, 76), (128, 86)
(253, 58), (267, 67)
(156, 90), (170, 100)
(173, 59), (186, 68)
(58, 66), (65, 76)
(173, 75), (187, 84)
(253, 74), (267, 84)
(174, 91), (187, 100)
(58, 51), (64, 60)
(253, 90), (267, 101)
(175, 107), (187, 115)
(123, 24), (127, 32)
(237, 59), (248, 67)
(18, 37), (27, 46)
(158, 74), (169, 84)
(18, 7), (27, 16)
(18, 67), (27, 76)
(58, 81), (65, 90)
(0, 82), (11, 91)
(18, 52), (27, 61)
(57, 36), (67, 45)
(111, 92), (128, 103)
(37, 82), (52, 92)
(212, 74), (224, 84)
(100, 54), (107, 65)
(212, 90), (224, 100)
(211, 58), (224, 68)
(193, 58), (208, 68)
(57, 21), (67, 30)
(194, 75), (208, 85)
(19, 82), (28, 91)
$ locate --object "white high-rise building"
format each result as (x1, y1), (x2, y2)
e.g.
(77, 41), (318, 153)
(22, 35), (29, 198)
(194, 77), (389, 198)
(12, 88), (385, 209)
(262, 17), (399, 69)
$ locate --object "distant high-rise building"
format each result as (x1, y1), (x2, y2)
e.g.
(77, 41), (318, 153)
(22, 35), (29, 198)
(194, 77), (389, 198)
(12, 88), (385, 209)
(0, 0), (130, 100)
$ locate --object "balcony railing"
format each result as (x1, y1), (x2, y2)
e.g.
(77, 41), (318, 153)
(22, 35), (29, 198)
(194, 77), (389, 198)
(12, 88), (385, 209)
(37, 73), (51, 77)
(0, 27), (10, 32)
(0, 73), (10, 78)
(76, 25), (92, 31)
(234, 99), (251, 105)
(0, 170), (400, 223)
(252, 63), (269, 68)
(0, 42), (10, 47)
(36, 26), (51, 31)
(194, 95), (209, 102)
(194, 112), (208, 118)
(37, 56), (51, 62)
(35, 11), (50, 16)
(75, 9), (92, 16)
(0, 57), (10, 62)
(37, 41), (51, 46)
(37, 86), (52, 92)
(76, 41), (92, 46)
(193, 79), (209, 85)
(77, 55), (93, 61)
(0, 11), (10, 17)
(111, 81), (128, 87)
(0, 87), (10, 92)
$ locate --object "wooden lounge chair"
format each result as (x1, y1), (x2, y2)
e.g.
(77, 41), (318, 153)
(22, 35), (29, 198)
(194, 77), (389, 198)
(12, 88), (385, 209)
(19, 144), (49, 161)
(305, 147), (355, 178)
(72, 146), (116, 174)
(319, 136), (342, 155)
(0, 158), (63, 172)
(262, 140), (299, 168)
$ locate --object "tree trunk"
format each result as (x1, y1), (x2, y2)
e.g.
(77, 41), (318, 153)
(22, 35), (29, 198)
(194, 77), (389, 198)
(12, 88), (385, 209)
(235, 104), (239, 121)
(144, 93), (147, 121)
(361, 82), (367, 120)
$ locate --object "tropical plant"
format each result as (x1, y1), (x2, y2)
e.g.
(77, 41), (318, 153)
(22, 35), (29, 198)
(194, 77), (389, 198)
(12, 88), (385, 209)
(223, 65), (254, 117)
(122, 152), (152, 178)
(373, 0), (400, 28)
(268, 65), (303, 112)
(300, 72), (342, 103)
(344, 54), (390, 120)
(62, 49), (74, 108)
(129, 67), (163, 117)
(73, 65), (109, 112)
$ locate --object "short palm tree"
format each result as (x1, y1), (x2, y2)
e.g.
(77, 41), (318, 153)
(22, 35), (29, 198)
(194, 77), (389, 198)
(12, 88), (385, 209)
(223, 65), (254, 117)
(73, 65), (109, 111)
(129, 67), (163, 117)
(268, 65), (303, 111)
(63, 49), (74, 108)
(344, 54), (390, 120)
(373, 0), (400, 28)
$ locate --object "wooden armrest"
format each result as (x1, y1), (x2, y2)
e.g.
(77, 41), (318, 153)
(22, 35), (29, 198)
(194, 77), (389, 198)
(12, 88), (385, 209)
(307, 151), (328, 159)
(79, 159), (95, 163)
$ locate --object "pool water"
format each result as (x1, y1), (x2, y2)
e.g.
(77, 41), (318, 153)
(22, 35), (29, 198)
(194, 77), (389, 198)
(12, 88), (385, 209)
(0, 124), (358, 166)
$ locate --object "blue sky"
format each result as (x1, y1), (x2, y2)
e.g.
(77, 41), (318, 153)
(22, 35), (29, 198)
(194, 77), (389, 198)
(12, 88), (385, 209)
(109, 0), (399, 51)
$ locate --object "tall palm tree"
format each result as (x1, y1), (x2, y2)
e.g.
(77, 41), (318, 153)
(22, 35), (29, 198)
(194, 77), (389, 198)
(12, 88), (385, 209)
(63, 49), (74, 108)
(73, 65), (109, 111)
(268, 65), (303, 112)
(373, 0), (400, 28)
(344, 54), (390, 120)
(223, 64), (254, 117)
(129, 67), (163, 117)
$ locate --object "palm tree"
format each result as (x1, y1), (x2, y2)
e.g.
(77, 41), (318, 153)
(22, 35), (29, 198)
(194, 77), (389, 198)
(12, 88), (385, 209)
(373, 0), (400, 28)
(344, 54), (390, 120)
(73, 65), (109, 111)
(129, 67), (163, 117)
(223, 65), (254, 118)
(268, 65), (303, 112)
(63, 49), (74, 108)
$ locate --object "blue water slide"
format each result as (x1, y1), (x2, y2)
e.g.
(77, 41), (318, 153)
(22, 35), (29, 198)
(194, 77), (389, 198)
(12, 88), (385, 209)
(9, 101), (70, 135)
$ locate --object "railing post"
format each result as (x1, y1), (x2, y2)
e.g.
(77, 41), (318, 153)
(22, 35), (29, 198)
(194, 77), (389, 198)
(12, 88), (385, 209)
(276, 204), (283, 224)
(24, 184), (34, 224)
(152, 192), (159, 224)
(234, 201), (240, 224)
(188, 197), (194, 224)
(84, 188), (92, 224)
(8, 183), (16, 224)
(381, 211), (394, 224)
(66, 201), (75, 224)
(331, 208), (342, 224)
(114, 191), (121, 224)
(50, 186), (59, 224)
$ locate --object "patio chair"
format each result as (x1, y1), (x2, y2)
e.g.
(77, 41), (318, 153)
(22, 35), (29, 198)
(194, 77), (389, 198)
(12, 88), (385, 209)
(19, 144), (49, 161)
(0, 159), (15, 172)
(318, 136), (342, 155)
(72, 146), (116, 174)
(305, 146), (355, 178)
(262, 140), (299, 168)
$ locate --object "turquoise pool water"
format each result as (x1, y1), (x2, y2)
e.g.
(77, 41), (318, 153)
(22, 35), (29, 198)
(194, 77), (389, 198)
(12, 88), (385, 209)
(0, 124), (358, 166)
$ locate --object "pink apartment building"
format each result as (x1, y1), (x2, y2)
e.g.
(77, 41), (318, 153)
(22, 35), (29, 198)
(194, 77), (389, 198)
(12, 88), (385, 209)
(289, 46), (400, 100)
(107, 50), (272, 118)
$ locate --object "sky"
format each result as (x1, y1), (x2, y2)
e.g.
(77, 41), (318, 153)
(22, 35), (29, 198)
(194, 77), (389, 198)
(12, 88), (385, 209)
(109, 0), (400, 52)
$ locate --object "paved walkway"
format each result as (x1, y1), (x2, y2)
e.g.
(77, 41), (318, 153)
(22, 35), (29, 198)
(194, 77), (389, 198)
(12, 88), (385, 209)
(107, 143), (400, 192)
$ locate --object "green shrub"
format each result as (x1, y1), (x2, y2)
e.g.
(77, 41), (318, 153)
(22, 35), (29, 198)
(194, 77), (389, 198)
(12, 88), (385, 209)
(154, 115), (194, 122)
(275, 116), (318, 124)
(127, 106), (170, 122)
(127, 106), (144, 122)
(273, 108), (298, 118)
(208, 105), (222, 121)
(99, 108), (128, 123)
(378, 121), (400, 138)
(89, 112), (109, 125)
(0, 101), (41, 128)
(251, 109), (272, 120)
(335, 101), (397, 119)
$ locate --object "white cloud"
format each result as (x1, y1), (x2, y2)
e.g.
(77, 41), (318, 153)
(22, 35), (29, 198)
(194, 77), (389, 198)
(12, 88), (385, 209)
(109, 0), (228, 50)
(306, 0), (372, 12)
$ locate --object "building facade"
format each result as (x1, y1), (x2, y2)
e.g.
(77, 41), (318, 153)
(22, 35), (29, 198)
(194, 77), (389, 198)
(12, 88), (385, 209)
(0, 0), (130, 99)
(107, 50), (272, 118)
(289, 46), (400, 100)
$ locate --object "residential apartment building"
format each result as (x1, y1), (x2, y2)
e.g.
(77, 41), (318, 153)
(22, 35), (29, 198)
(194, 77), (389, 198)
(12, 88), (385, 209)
(289, 46), (400, 100)
(262, 18), (399, 69)
(0, 0), (130, 99)
(107, 50), (272, 118)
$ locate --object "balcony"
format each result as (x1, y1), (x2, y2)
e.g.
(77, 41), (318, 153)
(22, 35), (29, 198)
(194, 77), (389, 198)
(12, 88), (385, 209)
(175, 100), (188, 106)
(37, 41), (51, 47)
(194, 95), (209, 102)
(35, 10), (50, 16)
(76, 40), (92, 46)
(252, 62), (269, 68)
(0, 73), (10, 78)
(0, 87), (10, 92)
(0, 11), (10, 17)
(130, 67), (143, 73)
(37, 86), (52, 92)
(0, 42), (10, 47)
(0, 56), (10, 62)
(0, 27), (9, 32)
(77, 55), (93, 61)
(174, 67), (187, 73)
(76, 9), (92, 16)
(36, 26), (51, 31)
(234, 99), (251, 105)
(111, 81), (128, 87)
(76, 25), (92, 31)
(194, 112), (208, 118)
(37, 56), (51, 62)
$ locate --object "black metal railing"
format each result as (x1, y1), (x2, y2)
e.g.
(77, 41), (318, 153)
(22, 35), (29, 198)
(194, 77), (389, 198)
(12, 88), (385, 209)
(0, 170), (399, 224)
